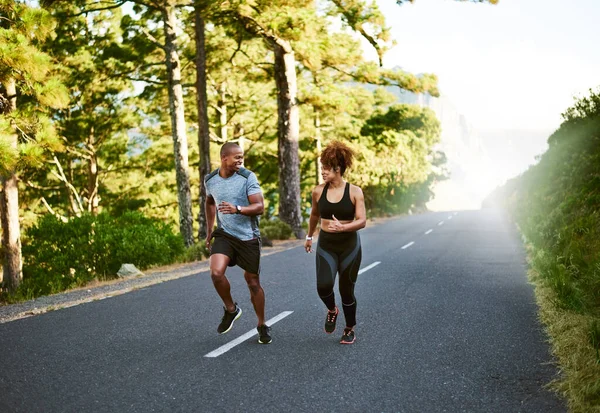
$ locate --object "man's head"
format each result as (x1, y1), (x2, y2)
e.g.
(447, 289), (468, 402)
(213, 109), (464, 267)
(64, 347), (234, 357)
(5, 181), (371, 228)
(220, 142), (244, 172)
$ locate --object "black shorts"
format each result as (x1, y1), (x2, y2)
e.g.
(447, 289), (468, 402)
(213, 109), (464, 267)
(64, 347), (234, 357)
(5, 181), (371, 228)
(210, 228), (261, 275)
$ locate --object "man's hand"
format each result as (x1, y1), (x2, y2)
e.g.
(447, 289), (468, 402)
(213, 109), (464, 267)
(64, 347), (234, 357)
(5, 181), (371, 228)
(218, 201), (237, 214)
(205, 233), (212, 252)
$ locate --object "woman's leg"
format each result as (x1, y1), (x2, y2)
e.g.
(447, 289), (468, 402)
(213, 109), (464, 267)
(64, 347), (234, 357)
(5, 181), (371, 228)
(316, 238), (338, 311)
(338, 234), (362, 328)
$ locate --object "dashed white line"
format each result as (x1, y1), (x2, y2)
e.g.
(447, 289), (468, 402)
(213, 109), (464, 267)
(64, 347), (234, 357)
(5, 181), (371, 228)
(425, 229), (433, 235)
(438, 221), (445, 226)
(358, 261), (381, 275)
(401, 241), (415, 250)
(448, 215), (453, 220)
(204, 311), (293, 358)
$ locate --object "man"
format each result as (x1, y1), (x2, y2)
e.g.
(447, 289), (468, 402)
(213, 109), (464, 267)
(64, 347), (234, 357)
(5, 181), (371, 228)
(204, 142), (271, 344)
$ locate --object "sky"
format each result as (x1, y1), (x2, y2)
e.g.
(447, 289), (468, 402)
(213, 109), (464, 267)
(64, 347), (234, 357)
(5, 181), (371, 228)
(362, 0), (600, 209)
(371, 0), (600, 132)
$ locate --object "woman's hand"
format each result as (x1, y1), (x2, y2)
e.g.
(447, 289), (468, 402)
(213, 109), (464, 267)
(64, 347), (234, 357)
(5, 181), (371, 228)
(304, 239), (313, 253)
(327, 215), (345, 232)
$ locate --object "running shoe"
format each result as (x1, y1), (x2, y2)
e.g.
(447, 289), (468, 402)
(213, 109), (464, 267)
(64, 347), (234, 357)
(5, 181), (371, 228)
(217, 303), (242, 334)
(340, 328), (355, 344)
(324, 307), (339, 334)
(257, 324), (272, 344)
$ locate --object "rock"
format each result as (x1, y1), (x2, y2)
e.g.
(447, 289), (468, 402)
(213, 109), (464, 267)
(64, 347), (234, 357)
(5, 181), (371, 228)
(117, 264), (143, 278)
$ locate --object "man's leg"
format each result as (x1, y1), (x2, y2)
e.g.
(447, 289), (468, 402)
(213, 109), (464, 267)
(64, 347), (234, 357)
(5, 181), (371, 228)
(210, 253), (235, 312)
(243, 271), (265, 326)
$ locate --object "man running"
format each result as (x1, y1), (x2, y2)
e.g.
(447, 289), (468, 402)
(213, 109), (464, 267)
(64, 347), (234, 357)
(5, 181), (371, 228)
(204, 142), (271, 344)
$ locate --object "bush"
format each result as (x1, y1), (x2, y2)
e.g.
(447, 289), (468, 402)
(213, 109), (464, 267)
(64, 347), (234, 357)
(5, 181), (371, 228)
(260, 218), (293, 240)
(20, 212), (184, 298)
(181, 242), (209, 263)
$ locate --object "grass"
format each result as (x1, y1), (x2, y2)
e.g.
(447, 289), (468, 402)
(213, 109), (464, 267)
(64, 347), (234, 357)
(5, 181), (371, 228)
(526, 244), (600, 413)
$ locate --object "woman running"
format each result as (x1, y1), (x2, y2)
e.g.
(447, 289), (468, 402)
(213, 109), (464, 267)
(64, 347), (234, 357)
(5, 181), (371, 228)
(305, 140), (367, 344)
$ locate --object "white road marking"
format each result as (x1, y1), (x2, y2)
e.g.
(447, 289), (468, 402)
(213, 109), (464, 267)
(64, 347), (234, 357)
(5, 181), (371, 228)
(205, 262), (383, 358)
(438, 221), (445, 226)
(358, 261), (381, 275)
(454, 212), (458, 216)
(401, 242), (415, 250)
(448, 215), (453, 220)
(425, 229), (433, 235)
(204, 311), (293, 358)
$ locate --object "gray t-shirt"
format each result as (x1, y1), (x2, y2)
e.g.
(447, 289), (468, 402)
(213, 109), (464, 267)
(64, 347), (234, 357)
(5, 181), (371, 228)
(205, 167), (262, 241)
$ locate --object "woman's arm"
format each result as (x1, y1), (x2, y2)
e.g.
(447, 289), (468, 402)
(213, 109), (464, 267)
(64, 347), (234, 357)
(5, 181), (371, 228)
(305, 186), (322, 253)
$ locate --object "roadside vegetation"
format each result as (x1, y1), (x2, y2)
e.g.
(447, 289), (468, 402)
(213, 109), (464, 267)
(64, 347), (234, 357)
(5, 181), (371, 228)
(486, 88), (600, 412)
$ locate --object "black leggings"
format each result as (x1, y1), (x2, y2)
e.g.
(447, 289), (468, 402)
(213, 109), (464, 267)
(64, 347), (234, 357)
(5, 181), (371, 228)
(316, 231), (362, 328)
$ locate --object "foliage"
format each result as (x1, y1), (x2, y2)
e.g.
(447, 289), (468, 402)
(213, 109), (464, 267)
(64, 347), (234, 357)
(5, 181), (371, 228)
(260, 217), (293, 240)
(0, 0), (69, 173)
(498, 93), (600, 314)
(487, 87), (600, 411)
(181, 242), (210, 263)
(17, 212), (184, 299)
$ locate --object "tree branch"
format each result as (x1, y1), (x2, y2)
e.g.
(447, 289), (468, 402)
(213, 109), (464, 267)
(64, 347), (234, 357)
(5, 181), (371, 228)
(234, 12), (293, 53)
(329, 0), (386, 66)
(64, 0), (128, 18)
(40, 197), (69, 223)
(50, 156), (85, 214)
(24, 180), (61, 191)
(126, 76), (167, 85)
(141, 27), (167, 52)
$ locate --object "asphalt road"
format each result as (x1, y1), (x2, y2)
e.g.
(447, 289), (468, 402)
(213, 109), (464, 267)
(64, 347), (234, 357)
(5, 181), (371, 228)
(0, 209), (566, 413)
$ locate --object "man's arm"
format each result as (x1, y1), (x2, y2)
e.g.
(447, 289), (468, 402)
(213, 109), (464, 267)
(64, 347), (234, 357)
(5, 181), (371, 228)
(242, 192), (264, 216)
(205, 194), (217, 249)
(217, 192), (264, 216)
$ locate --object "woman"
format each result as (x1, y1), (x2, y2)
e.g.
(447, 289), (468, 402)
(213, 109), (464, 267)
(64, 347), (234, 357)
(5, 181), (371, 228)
(305, 140), (367, 344)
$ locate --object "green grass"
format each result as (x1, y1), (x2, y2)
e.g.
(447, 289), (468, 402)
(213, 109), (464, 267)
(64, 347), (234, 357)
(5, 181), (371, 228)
(526, 243), (600, 413)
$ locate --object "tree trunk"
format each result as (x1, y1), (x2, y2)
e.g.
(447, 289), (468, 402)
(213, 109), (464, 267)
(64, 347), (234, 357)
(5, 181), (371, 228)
(272, 42), (304, 238)
(234, 122), (245, 152)
(314, 111), (324, 186)
(194, 8), (211, 241)
(217, 82), (228, 141)
(87, 127), (99, 215)
(163, 6), (194, 247)
(0, 78), (23, 292)
(66, 158), (82, 216)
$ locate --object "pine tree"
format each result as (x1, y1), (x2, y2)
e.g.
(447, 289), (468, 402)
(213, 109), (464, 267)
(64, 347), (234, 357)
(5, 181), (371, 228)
(26, 1), (139, 219)
(0, 0), (68, 292)
(227, 1), (320, 238)
(87, 0), (196, 246)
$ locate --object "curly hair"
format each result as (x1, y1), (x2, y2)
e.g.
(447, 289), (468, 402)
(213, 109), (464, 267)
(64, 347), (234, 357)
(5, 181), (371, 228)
(320, 140), (355, 176)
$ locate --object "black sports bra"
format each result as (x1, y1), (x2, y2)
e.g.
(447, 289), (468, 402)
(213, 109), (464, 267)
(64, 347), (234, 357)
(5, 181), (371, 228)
(318, 182), (355, 221)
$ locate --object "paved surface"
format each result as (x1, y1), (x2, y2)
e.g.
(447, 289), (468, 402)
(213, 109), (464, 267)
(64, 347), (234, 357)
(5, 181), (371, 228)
(0, 209), (566, 413)
(0, 240), (300, 323)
